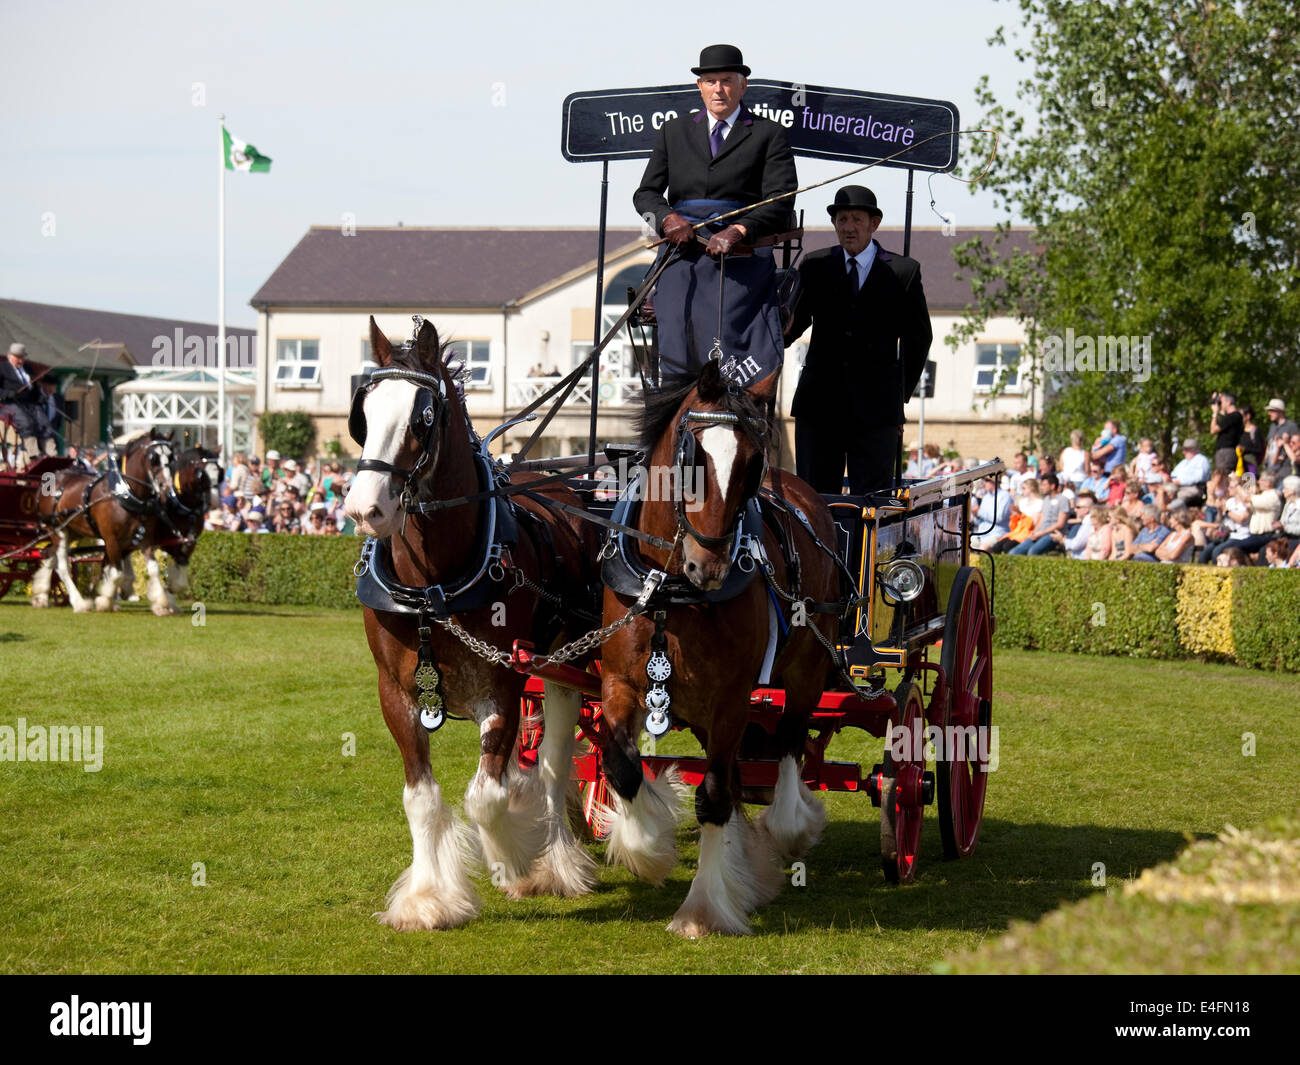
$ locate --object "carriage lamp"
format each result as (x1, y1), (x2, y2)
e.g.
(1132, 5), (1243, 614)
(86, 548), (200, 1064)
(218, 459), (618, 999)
(877, 558), (925, 604)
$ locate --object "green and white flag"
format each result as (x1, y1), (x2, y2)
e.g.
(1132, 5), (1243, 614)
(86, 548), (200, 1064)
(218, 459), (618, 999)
(222, 127), (272, 172)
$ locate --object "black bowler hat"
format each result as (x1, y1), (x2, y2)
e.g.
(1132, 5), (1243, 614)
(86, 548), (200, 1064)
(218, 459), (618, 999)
(692, 44), (751, 77)
(827, 185), (883, 220)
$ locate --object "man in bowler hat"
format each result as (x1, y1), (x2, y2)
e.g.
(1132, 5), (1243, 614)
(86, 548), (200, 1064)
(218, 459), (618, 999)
(0, 342), (58, 467)
(634, 44), (797, 390)
(784, 186), (932, 493)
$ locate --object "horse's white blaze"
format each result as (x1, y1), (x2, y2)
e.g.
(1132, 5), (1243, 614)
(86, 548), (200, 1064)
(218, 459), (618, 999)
(343, 379), (421, 538)
(378, 774), (480, 931)
(700, 425), (738, 500)
(757, 755), (827, 860)
(604, 768), (686, 885)
(506, 682), (596, 899)
(667, 810), (783, 938)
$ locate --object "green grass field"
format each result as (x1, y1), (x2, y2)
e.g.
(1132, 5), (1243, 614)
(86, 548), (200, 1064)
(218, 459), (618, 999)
(0, 600), (1296, 974)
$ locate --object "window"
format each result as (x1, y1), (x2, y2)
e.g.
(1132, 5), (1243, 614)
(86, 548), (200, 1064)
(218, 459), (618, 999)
(275, 339), (320, 386)
(974, 342), (1022, 394)
(359, 337), (400, 375)
(448, 339), (491, 389)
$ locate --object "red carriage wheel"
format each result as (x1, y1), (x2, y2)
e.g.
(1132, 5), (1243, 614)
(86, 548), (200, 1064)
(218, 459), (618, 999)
(937, 566), (992, 860)
(878, 678), (930, 885)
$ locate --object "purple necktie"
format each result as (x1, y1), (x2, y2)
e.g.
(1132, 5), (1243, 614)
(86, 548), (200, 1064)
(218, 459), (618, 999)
(710, 121), (726, 158)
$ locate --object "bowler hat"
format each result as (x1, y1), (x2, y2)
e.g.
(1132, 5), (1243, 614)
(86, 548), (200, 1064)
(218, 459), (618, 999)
(8, 342), (27, 357)
(692, 44), (751, 77)
(828, 186), (883, 220)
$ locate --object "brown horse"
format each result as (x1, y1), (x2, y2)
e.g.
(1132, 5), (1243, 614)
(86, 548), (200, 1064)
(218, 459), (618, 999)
(344, 316), (600, 930)
(597, 361), (841, 936)
(32, 430), (171, 612)
(120, 445), (222, 615)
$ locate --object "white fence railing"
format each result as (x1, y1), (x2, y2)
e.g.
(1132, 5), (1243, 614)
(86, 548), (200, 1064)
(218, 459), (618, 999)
(508, 375), (644, 408)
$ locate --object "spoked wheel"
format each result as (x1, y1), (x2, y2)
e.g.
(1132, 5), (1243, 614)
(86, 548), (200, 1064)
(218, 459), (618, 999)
(575, 754), (614, 842)
(937, 566), (993, 860)
(876, 678), (932, 885)
(0, 577), (13, 600)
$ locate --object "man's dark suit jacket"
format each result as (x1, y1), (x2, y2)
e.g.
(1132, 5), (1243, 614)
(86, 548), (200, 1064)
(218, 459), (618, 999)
(633, 105), (797, 239)
(0, 359), (45, 406)
(786, 242), (932, 425)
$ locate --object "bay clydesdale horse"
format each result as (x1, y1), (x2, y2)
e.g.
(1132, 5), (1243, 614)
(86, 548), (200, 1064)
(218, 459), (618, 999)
(596, 361), (842, 936)
(344, 317), (601, 930)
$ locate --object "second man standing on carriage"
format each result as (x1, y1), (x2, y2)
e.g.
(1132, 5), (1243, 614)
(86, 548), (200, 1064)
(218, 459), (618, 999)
(634, 44), (797, 391)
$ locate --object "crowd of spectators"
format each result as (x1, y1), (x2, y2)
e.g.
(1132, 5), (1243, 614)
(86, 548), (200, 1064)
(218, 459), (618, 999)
(205, 450), (356, 536)
(971, 395), (1300, 569)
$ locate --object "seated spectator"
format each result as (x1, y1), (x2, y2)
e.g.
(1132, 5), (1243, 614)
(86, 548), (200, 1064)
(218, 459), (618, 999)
(282, 458), (312, 497)
(226, 451), (252, 496)
(1004, 452), (1030, 498)
(1010, 472), (1070, 555)
(271, 499), (301, 534)
(1060, 429), (1088, 487)
(1154, 508), (1196, 563)
(1169, 438), (1211, 506)
(1058, 491), (1097, 559)
(1198, 486), (1253, 564)
(1079, 457), (1110, 500)
(1083, 504), (1114, 560)
(1017, 476), (1044, 525)
(1091, 418), (1128, 474)
(1277, 475), (1300, 551)
(971, 475), (1011, 551)
(1126, 504), (1172, 561)
(304, 501), (337, 535)
(244, 507), (269, 534)
(1105, 463), (1130, 506)
(1263, 537), (1291, 568)
(1216, 545), (1247, 567)
(1120, 481), (1147, 519)
(1107, 512), (1139, 560)
(989, 504), (1036, 553)
(219, 494), (244, 532)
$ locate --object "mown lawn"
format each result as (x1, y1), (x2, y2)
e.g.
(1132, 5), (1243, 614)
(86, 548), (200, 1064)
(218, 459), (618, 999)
(0, 600), (1295, 974)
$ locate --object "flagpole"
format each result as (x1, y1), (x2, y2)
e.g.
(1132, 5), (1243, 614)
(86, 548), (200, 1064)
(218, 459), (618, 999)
(218, 114), (227, 460)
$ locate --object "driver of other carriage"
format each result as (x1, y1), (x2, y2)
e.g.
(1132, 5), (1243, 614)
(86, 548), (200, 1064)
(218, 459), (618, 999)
(633, 44), (797, 391)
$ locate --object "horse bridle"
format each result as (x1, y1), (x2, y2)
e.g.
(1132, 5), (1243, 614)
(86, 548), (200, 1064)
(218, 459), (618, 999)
(349, 365), (448, 504)
(673, 408), (767, 549)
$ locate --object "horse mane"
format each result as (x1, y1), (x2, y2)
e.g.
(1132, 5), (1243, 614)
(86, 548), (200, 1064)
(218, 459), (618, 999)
(636, 367), (774, 453)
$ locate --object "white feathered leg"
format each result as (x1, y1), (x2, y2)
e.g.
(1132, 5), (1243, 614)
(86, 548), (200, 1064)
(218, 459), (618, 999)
(377, 775), (480, 931)
(757, 755), (826, 860)
(603, 767), (687, 886)
(506, 683), (597, 898)
(667, 809), (784, 938)
(94, 563), (121, 612)
(464, 713), (547, 885)
(30, 552), (54, 608)
(55, 541), (91, 613)
(145, 557), (176, 616)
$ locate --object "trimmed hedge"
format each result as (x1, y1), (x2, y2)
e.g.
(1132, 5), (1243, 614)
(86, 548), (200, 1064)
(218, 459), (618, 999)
(979, 555), (1183, 659)
(983, 555), (1300, 671)
(176, 533), (1300, 671)
(187, 531), (362, 609)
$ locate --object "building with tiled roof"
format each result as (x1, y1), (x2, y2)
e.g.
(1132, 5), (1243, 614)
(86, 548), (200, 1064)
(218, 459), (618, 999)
(250, 225), (1040, 463)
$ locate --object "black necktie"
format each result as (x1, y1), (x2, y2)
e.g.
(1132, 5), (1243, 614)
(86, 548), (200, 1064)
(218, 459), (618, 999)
(846, 257), (860, 293)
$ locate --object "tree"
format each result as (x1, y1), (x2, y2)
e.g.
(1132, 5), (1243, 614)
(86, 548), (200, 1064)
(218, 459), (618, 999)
(257, 410), (316, 462)
(951, 0), (1300, 459)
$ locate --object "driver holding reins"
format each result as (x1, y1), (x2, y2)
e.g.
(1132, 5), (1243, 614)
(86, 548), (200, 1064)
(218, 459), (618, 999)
(634, 44), (797, 391)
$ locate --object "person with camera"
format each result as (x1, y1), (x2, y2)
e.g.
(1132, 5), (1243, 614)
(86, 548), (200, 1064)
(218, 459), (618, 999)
(1209, 391), (1243, 472)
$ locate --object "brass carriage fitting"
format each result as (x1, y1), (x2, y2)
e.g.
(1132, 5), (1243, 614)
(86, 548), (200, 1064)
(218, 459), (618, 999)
(877, 558), (925, 604)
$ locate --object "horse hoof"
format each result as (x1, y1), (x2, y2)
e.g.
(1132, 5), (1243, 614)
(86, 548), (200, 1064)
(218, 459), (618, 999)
(31, 596), (48, 609)
(73, 601), (95, 614)
(151, 604), (174, 617)
(375, 891), (479, 931)
(94, 597), (117, 613)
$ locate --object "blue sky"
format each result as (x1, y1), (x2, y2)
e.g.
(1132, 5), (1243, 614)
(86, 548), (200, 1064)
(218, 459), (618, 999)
(1, 0), (1027, 328)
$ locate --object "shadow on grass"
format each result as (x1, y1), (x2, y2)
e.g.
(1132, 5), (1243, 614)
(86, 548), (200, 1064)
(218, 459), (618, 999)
(499, 816), (1195, 935)
(0, 631), (29, 642)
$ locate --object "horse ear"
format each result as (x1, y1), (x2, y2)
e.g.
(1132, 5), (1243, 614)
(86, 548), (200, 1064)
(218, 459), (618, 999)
(414, 319), (441, 371)
(369, 317), (392, 367)
(697, 359), (723, 401)
(748, 371), (778, 402)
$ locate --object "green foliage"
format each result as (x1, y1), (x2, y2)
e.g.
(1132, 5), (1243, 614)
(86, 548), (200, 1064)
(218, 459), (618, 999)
(983, 556), (1183, 658)
(1231, 568), (1300, 671)
(257, 410), (317, 462)
(952, 0), (1300, 459)
(1176, 566), (1235, 660)
(187, 531), (362, 608)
